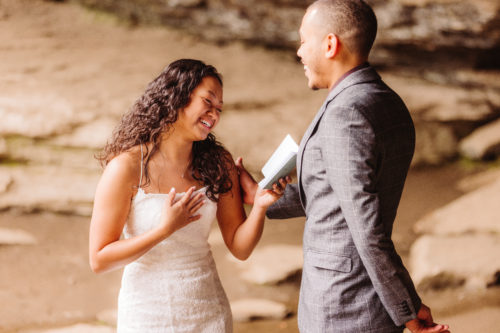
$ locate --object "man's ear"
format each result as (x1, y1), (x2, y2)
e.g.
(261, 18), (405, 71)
(325, 33), (339, 59)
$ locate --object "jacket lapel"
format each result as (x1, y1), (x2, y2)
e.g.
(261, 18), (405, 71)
(296, 66), (381, 207)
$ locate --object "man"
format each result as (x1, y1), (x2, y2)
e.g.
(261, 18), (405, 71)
(236, 0), (451, 332)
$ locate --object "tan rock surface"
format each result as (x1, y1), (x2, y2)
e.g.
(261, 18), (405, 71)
(96, 309), (118, 327)
(456, 167), (500, 192)
(1, 1), (500, 332)
(228, 244), (303, 285)
(436, 307), (500, 333)
(385, 74), (500, 123)
(0, 166), (99, 216)
(0, 172), (12, 193)
(50, 117), (117, 149)
(410, 234), (500, 289)
(19, 324), (115, 333)
(414, 178), (500, 235)
(231, 298), (290, 322)
(459, 118), (500, 160)
(0, 93), (80, 138)
(0, 138), (7, 157)
(0, 227), (37, 245)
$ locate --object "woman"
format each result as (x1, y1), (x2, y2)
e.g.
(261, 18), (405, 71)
(89, 59), (287, 332)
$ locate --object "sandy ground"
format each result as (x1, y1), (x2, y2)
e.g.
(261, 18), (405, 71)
(3, 165), (500, 332)
(1, 0), (500, 332)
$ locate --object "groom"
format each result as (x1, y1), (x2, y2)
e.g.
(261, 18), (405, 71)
(237, 0), (450, 332)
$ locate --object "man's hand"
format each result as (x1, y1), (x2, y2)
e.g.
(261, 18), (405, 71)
(405, 304), (450, 333)
(235, 157), (258, 205)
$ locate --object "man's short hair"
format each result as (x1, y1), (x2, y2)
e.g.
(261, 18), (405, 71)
(310, 0), (377, 58)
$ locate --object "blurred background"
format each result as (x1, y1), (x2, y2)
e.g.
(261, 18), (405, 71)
(1, 0), (500, 332)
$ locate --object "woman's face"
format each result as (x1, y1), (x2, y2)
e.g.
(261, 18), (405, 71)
(174, 76), (223, 141)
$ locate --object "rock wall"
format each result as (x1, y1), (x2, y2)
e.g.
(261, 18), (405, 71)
(1, 0), (499, 218)
(72, 0), (500, 70)
(68, 0), (500, 164)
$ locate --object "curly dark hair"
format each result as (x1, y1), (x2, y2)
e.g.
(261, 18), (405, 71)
(97, 59), (233, 201)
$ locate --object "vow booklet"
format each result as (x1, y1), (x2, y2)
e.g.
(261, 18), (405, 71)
(258, 134), (299, 190)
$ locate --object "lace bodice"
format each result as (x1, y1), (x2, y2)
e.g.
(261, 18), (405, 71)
(123, 186), (217, 266)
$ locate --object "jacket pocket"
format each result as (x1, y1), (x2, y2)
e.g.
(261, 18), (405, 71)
(306, 250), (352, 273)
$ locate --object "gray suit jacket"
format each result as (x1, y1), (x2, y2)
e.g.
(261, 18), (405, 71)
(267, 66), (421, 333)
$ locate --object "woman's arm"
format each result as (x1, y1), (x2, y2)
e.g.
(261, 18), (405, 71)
(89, 153), (204, 273)
(216, 158), (286, 260)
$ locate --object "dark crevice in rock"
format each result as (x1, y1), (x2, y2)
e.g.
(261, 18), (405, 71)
(224, 100), (282, 112)
(487, 271), (500, 288)
(0, 157), (29, 167)
(418, 272), (466, 291)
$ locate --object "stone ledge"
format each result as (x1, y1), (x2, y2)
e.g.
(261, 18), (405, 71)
(414, 177), (500, 235)
(410, 234), (500, 290)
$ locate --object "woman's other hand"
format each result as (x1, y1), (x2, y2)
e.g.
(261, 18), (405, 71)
(235, 157), (258, 205)
(159, 186), (205, 237)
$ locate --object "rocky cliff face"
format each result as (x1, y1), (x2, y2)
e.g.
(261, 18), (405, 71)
(75, 0), (500, 70)
(70, 0), (500, 165)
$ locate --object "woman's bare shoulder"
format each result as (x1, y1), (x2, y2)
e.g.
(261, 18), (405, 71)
(104, 146), (142, 186)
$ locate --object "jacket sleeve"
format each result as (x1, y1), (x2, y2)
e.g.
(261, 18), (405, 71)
(320, 105), (421, 326)
(266, 183), (306, 219)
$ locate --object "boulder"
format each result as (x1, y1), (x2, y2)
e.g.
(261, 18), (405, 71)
(230, 298), (290, 322)
(383, 72), (500, 165)
(393, 81), (499, 123)
(0, 227), (37, 245)
(409, 234), (500, 290)
(50, 117), (117, 149)
(0, 93), (78, 138)
(2, 137), (101, 171)
(227, 244), (303, 285)
(456, 168), (500, 193)
(0, 166), (99, 216)
(412, 121), (457, 166)
(459, 118), (500, 160)
(0, 172), (12, 193)
(414, 178), (500, 235)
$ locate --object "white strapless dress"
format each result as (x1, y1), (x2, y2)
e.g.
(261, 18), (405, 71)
(117, 187), (232, 333)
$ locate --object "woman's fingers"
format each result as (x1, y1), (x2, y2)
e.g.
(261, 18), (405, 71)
(180, 186), (196, 205)
(174, 188), (206, 216)
(167, 187), (176, 206)
(185, 191), (204, 207)
(188, 214), (202, 222)
(189, 196), (205, 214)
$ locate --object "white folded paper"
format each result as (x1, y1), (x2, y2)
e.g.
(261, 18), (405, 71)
(258, 134), (298, 190)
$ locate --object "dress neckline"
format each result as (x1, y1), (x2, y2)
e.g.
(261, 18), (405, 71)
(137, 186), (208, 197)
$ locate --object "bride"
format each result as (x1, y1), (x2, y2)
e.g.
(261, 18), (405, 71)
(89, 59), (287, 332)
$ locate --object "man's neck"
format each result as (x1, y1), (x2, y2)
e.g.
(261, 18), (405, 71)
(327, 60), (369, 91)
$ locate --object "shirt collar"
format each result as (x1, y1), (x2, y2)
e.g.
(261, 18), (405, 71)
(329, 62), (370, 91)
